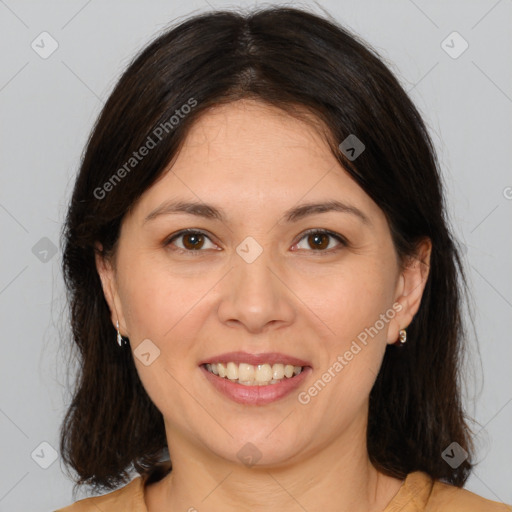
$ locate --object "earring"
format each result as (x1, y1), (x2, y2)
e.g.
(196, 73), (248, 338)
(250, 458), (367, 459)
(116, 320), (127, 347)
(398, 328), (407, 344)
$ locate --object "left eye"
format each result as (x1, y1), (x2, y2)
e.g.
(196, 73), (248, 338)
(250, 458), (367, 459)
(293, 229), (346, 253)
(165, 229), (346, 254)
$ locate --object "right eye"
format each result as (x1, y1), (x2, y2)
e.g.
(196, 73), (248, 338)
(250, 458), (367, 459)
(164, 229), (219, 254)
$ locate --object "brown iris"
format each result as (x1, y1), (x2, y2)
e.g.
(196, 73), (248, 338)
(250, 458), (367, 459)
(182, 233), (205, 250)
(307, 232), (329, 250)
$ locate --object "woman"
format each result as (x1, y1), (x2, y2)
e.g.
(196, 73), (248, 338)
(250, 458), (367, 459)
(55, 6), (511, 511)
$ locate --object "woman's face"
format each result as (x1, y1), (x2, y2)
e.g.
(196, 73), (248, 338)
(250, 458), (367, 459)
(97, 99), (429, 468)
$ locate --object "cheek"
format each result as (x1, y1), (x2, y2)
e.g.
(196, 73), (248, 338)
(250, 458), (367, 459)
(119, 263), (211, 424)
(319, 264), (396, 339)
(310, 260), (397, 392)
(118, 255), (205, 339)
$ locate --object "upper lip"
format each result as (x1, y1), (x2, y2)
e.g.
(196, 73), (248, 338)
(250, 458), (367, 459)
(199, 351), (312, 368)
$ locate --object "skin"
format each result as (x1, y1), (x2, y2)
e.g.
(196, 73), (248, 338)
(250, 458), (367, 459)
(96, 99), (431, 512)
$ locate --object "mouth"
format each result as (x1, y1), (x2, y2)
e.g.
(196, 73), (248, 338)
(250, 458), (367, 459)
(198, 353), (313, 405)
(202, 362), (307, 386)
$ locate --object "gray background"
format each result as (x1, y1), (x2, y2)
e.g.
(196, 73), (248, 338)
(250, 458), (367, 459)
(0, 0), (511, 510)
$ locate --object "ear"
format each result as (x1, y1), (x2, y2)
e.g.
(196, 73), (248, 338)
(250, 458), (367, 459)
(386, 238), (432, 344)
(94, 242), (128, 336)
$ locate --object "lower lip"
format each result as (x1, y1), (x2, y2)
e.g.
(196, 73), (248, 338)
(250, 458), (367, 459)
(200, 365), (312, 405)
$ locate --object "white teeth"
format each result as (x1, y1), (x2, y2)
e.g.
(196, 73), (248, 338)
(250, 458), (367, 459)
(205, 362), (305, 385)
(284, 364), (294, 378)
(273, 364), (285, 380)
(238, 363), (254, 381)
(255, 364), (273, 383)
(226, 362), (238, 380)
(217, 362), (227, 378)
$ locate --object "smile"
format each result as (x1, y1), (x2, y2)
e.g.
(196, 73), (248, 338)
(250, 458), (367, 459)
(204, 362), (304, 386)
(200, 363), (312, 405)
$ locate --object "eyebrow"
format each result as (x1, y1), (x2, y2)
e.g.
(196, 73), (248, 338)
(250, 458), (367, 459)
(143, 199), (371, 226)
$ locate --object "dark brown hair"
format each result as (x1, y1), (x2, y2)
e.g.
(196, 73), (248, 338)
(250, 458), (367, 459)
(59, 5), (475, 498)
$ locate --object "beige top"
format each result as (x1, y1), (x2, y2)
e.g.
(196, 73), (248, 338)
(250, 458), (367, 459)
(54, 470), (512, 511)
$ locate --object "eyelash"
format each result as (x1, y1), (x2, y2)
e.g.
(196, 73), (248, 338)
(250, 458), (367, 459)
(164, 228), (347, 256)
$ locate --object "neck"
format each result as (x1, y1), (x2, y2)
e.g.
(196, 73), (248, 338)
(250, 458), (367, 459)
(144, 419), (404, 512)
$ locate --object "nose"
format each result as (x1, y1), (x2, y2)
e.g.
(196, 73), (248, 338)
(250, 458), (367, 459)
(216, 248), (296, 334)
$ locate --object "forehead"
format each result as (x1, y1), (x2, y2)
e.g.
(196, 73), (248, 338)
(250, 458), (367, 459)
(182, 99), (332, 157)
(130, 99), (385, 226)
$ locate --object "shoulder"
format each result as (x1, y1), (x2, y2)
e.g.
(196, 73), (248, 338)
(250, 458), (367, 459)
(427, 477), (512, 512)
(54, 476), (146, 512)
(385, 471), (511, 512)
